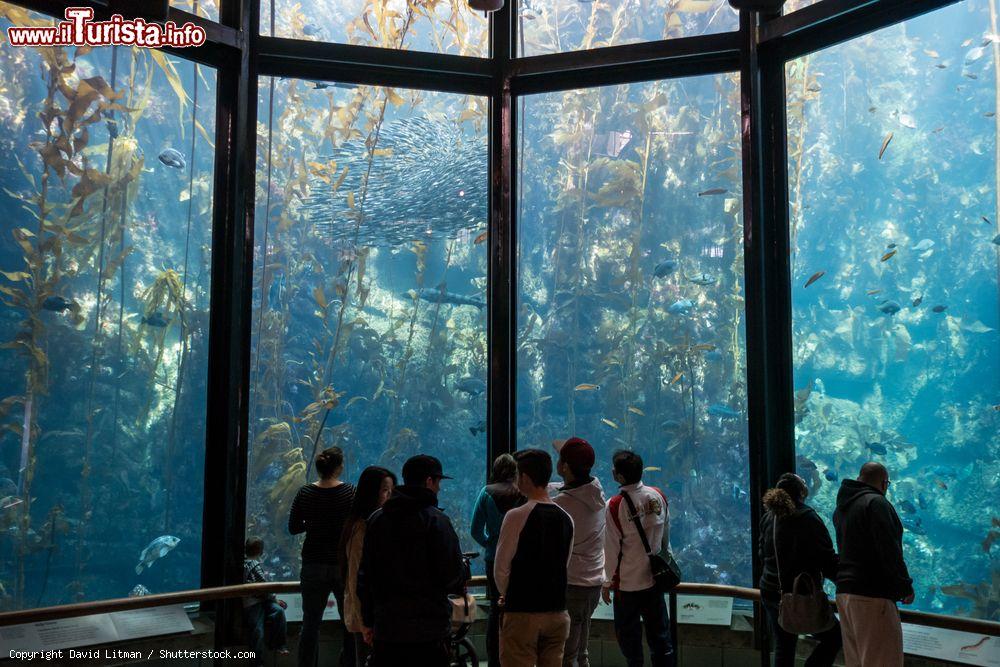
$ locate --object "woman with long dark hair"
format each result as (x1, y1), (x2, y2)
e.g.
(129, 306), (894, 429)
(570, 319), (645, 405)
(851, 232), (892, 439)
(288, 447), (355, 667)
(759, 472), (842, 666)
(340, 466), (397, 667)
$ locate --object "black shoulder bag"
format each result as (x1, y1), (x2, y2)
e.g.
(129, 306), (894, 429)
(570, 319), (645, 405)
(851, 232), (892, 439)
(621, 490), (681, 593)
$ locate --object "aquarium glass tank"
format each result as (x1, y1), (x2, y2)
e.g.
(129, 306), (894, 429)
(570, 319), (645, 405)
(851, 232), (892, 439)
(259, 0), (487, 57)
(516, 74), (752, 586)
(518, 0), (739, 57)
(247, 79), (489, 579)
(172, 0), (218, 22)
(0, 3), (216, 611)
(788, 0), (1000, 620)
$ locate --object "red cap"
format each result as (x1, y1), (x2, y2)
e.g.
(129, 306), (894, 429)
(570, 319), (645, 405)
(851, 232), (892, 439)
(559, 437), (595, 471)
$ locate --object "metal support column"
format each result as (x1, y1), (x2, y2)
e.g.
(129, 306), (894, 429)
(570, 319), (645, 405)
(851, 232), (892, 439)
(488, 2), (517, 471)
(201, 0), (258, 648)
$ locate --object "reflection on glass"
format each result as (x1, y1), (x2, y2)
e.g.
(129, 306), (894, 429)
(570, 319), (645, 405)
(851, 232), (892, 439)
(516, 75), (750, 586)
(0, 4), (216, 610)
(518, 0), (739, 57)
(788, 0), (999, 619)
(248, 81), (488, 578)
(259, 0), (487, 57)
(172, 0), (218, 22)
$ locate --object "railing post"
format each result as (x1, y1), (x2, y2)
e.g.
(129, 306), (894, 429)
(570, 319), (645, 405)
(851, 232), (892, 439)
(201, 0), (258, 648)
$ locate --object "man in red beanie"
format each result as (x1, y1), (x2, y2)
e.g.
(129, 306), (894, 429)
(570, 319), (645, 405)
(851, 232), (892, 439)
(548, 437), (607, 667)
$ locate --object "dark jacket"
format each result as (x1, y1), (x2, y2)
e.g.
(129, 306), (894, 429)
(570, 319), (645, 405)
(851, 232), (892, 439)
(832, 479), (913, 601)
(357, 484), (466, 642)
(758, 503), (838, 597)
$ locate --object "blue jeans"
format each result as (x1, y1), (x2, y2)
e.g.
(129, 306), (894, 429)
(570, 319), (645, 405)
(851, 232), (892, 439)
(245, 600), (287, 666)
(612, 587), (676, 667)
(299, 562), (352, 667)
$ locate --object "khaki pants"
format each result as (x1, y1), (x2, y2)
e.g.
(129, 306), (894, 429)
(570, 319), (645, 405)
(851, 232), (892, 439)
(501, 611), (571, 667)
(837, 593), (903, 667)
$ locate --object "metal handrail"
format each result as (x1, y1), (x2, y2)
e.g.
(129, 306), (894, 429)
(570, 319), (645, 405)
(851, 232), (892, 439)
(1, 581), (997, 638)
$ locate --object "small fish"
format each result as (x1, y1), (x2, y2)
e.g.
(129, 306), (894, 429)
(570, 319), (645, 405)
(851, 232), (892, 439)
(823, 469), (838, 482)
(924, 49), (940, 58)
(415, 288), (485, 310)
(931, 304), (948, 313)
(898, 499), (918, 514)
(574, 383), (600, 392)
(986, 112), (997, 118)
(804, 271), (825, 288)
(468, 419), (486, 436)
(886, 243), (897, 249)
(129, 584), (151, 597)
(878, 132), (893, 160)
(983, 216), (993, 225)
(865, 441), (888, 455)
(473, 231), (488, 245)
(707, 404), (740, 419)
(911, 239), (935, 252)
(880, 249), (897, 262)
(877, 301), (901, 315)
(697, 188), (727, 197)
(42, 296), (77, 312)
(140, 311), (170, 328)
(686, 272), (716, 287)
(668, 299), (695, 315)
(935, 63), (948, 69)
(136, 535), (180, 574)
(654, 260), (678, 278)
(157, 147), (185, 170)
(866, 289), (883, 296)
(644, 466), (661, 472)
(456, 377), (486, 396)
(806, 82), (822, 93)
(627, 406), (645, 416)
(302, 22), (321, 36)
(670, 372), (684, 386)
(601, 418), (618, 429)
(965, 45), (987, 65)
(935, 480), (948, 490)
(912, 296), (923, 307)
(902, 516), (925, 536)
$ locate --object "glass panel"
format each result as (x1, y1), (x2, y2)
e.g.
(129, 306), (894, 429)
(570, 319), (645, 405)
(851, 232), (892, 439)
(788, 0), (999, 619)
(516, 75), (751, 586)
(172, 0), (219, 22)
(259, 0), (487, 57)
(519, 0), (739, 57)
(248, 81), (489, 578)
(783, 0), (821, 14)
(0, 4), (216, 610)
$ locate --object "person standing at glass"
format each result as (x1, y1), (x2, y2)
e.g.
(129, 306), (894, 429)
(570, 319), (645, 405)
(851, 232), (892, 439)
(357, 455), (466, 667)
(602, 450), (675, 667)
(833, 462), (913, 667)
(548, 437), (606, 667)
(471, 453), (524, 667)
(759, 473), (842, 666)
(288, 447), (356, 667)
(340, 466), (397, 667)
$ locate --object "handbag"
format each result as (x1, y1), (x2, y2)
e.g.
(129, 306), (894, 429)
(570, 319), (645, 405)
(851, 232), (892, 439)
(772, 519), (834, 634)
(620, 490), (681, 593)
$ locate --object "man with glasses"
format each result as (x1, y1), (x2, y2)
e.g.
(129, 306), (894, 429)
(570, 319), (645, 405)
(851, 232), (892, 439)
(832, 462), (914, 667)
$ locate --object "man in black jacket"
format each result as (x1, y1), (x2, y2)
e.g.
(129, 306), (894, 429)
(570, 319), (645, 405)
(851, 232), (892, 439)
(833, 462), (914, 667)
(357, 455), (466, 667)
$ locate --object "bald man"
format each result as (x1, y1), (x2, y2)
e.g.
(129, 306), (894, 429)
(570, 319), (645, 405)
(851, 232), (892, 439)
(832, 462), (914, 667)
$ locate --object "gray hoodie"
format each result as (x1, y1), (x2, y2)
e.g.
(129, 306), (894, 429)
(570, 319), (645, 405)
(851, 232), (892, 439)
(549, 477), (607, 587)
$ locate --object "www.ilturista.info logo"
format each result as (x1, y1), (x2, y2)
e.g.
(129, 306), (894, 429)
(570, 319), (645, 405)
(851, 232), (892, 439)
(6, 7), (206, 48)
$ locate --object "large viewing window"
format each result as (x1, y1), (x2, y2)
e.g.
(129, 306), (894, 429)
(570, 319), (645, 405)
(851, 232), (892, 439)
(259, 0), (487, 57)
(247, 80), (489, 578)
(788, 0), (999, 620)
(516, 74), (751, 587)
(518, 0), (739, 57)
(0, 3), (216, 609)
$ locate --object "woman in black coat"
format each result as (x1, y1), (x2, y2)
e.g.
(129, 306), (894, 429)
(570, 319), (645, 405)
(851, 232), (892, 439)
(759, 473), (843, 667)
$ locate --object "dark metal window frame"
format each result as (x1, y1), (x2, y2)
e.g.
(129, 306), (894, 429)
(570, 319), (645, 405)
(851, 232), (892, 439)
(2, 0), (964, 651)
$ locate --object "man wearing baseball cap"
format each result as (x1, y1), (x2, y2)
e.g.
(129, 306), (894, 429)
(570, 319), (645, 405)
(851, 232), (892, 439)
(357, 454), (466, 667)
(549, 437), (607, 667)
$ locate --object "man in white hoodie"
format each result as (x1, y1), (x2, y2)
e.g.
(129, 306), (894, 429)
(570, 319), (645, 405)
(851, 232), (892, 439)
(548, 437), (606, 667)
